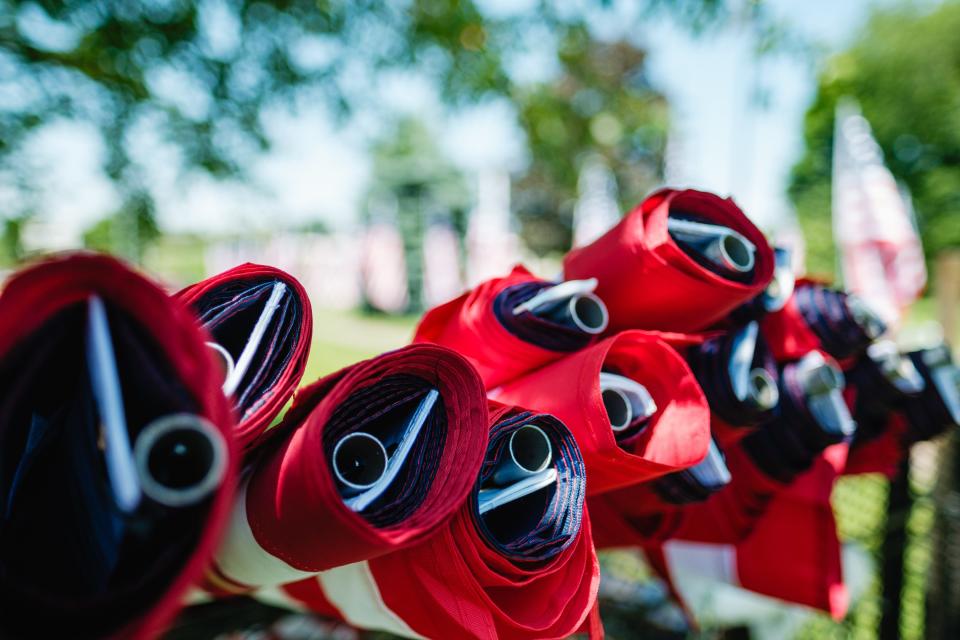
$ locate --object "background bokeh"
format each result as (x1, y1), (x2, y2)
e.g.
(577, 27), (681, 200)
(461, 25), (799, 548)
(3, 1), (960, 638)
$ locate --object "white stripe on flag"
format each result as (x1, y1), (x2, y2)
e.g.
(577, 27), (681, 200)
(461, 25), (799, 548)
(662, 540), (740, 587)
(832, 100), (926, 326)
(213, 482), (317, 589)
(317, 562), (426, 639)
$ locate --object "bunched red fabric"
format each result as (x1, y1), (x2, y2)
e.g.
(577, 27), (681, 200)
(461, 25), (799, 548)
(414, 265), (601, 389)
(589, 443), (787, 549)
(0, 253), (238, 640)
(646, 446), (849, 620)
(274, 402), (599, 640)
(492, 331), (711, 495)
(176, 263), (313, 450)
(207, 344), (488, 593)
(563, 189), (774, 333)
(760, 290), (824, 363)
(762, 280), (884, 364)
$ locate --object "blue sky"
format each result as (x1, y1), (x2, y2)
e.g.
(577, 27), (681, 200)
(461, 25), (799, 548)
(16, 0), (926, 244)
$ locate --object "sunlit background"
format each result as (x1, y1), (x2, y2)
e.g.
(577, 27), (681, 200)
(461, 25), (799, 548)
(3, 0), (960, 638)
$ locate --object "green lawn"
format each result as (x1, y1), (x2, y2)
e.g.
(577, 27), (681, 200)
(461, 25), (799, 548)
(304, 309), (419, 382)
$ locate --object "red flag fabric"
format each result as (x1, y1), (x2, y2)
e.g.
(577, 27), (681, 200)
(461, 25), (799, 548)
(843, 415), (907, 478)
(762, 280), (884, 363)
(589, 443), (787, 549)
(273, 402), (599, 640)
(206, 344), (488, 594)
(0, 253), (238, 640)
(760, 290), (823, 362)
(414, 265), (602, 389)
(645, 447), (848, 620)
(177, 263), (313, 451)
(491, 331), (711, 495)
(563, 188), (774, 333)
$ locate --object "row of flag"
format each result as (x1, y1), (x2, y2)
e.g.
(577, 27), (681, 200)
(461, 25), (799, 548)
(0, 106), (945, 639)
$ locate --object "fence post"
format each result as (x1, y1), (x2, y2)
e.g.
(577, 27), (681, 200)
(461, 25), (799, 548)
(879, 457), (910, 640)
(926, 432), (960, 639)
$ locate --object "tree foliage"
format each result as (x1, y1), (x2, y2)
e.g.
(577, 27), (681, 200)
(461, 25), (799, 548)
(0, 0), (738, 261)
(514, 31), (668, 254)
(789, 1), (960, 276)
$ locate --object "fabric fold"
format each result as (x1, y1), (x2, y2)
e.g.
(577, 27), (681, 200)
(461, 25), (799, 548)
(207, 344), (489, 593)
(414, 265), (604, 389)
(177, 263), (313, 450)
(563, 188), (774, 333)
(492, 330), (711, 495)
(0, 253), (237, 640)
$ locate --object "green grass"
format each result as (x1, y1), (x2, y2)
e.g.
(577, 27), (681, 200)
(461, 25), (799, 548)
(304, 309), (419, 381)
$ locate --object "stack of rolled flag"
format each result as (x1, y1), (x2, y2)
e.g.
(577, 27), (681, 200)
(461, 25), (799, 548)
(0, 186), (956, 639)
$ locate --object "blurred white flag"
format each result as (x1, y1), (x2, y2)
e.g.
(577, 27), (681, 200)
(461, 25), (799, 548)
(572, 155), (621, 248)
(466, 170), (521, 286)
(422, 221), (463, 307)
(832, 99), (926, 327)
(361, 221), (408, 314)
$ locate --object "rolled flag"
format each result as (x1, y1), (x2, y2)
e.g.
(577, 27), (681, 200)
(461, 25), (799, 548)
(206, 344), (488, 594)
(0, 254), (237, 639)
(491, 331), (711, 495)
(591, 353), (850, 549)
(275, 402), (599, 640)
(846, 340), (925, 442)
(902, 345), (960, 442)
(731, 246), (797, 322)
(177, 264), (313, 450)
(844, 343), (958, 476)
(652, 438), (732, 506)
(742, 352), (856, 484)
(686, 322), (779, 446)
(563, 188), (774, 333)
(763, 281), (885, 362)
(414, 265), (608, 389)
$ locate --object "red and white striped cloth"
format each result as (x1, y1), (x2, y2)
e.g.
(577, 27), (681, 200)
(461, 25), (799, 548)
(361, 221), (409, 313)
(422, 222), (464, 308)
(832, 100), (926, 327)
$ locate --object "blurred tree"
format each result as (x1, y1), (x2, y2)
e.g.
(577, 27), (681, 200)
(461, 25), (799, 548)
(789, 1), (960, 276)
(513, 31), (669, 254)
(1, 214), (29, 266)
(363, 116), (468, 313)
(82, 190), (160, 259)
(0, 0), (738, 262)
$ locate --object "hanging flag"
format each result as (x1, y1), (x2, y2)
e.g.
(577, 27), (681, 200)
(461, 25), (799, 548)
(360, 219), (409, 314)
(572, 155), (622, 248)
(466, 171), (522, 287)
(422, 220), (463, 308)
(832, 100), (927, 327)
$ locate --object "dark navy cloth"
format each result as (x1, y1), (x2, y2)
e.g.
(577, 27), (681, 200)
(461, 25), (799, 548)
(493, 282), (595, 352)
(193, 278), (302, 417)
(742, 360), (848, 484)
(323, 374), (445, 528)
(472, 411), (586, 566)
(794, 284), (882, 360)
(686, 330), (778, 428)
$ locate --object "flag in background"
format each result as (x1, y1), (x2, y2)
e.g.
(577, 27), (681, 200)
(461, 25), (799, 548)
(360, 219), (409, 314)
(832, 99), (927, 327)
(422, 220), (463, 308)
(466, 170), (522, 287)
(572, 155), (622, 248)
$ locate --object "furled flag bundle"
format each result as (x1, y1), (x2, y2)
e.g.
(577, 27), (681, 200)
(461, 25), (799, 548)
(0, 180), (954, 639)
